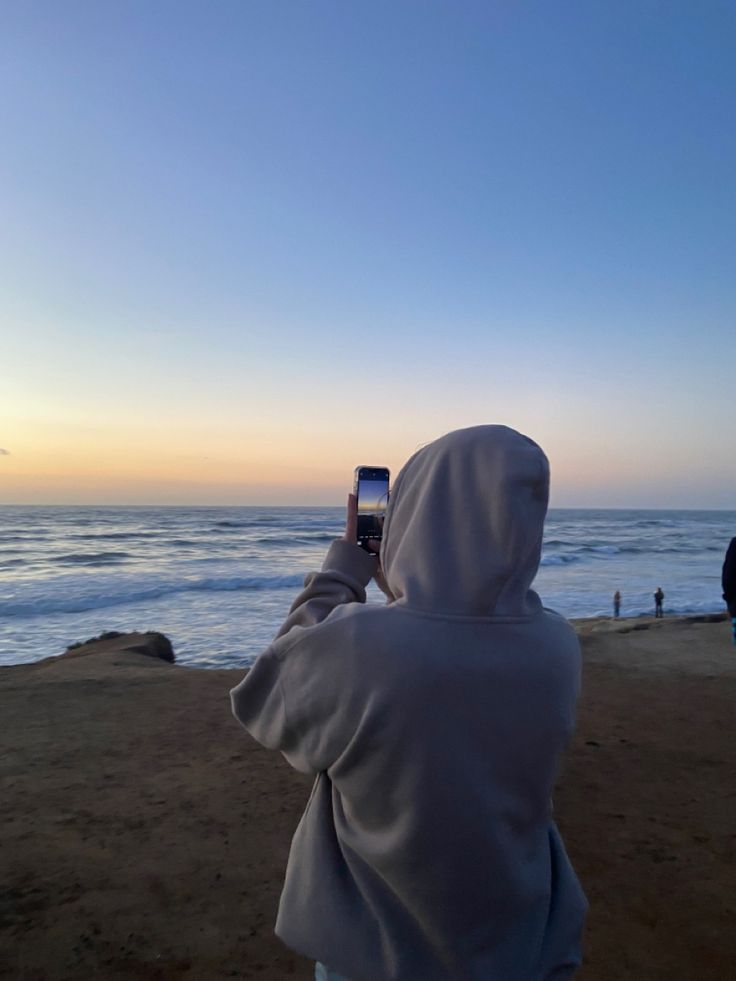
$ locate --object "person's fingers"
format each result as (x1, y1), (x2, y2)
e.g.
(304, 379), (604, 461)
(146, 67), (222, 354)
(345, 493), (358, 542)
(366, 539), (381, 553)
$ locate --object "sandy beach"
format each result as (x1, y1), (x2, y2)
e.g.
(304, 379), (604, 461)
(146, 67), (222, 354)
(2, 617), (735, 981)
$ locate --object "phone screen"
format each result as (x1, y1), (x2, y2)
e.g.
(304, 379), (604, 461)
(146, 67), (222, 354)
(355, 467), (390, 549)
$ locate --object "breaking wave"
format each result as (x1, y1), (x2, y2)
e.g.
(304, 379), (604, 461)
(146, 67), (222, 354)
(540, 554), (580, 566)
(0, 572), (305, 618)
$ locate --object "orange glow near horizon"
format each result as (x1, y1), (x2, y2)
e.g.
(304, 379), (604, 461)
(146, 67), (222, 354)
(0, 414), (401, 504)
(2, 381), (734, 507)
(2, 410), (733, 508)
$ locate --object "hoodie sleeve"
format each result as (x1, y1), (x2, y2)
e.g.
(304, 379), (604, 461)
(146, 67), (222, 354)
(230, 539), (375, 773)
(230, 638), (359, 775)
(274, 539), (377, 639)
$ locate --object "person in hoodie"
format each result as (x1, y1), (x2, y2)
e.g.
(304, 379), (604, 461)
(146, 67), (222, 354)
(722, 537), (736, 644)
(230, 425), (587, 981)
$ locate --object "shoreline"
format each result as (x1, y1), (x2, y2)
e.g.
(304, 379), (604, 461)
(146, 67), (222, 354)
(1, 610), (731, 673)
(2, 621), (735, 979)
(571, 609), (729, 631)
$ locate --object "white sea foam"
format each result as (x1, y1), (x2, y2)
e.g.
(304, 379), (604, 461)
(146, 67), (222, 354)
(540, 554), (580, 566)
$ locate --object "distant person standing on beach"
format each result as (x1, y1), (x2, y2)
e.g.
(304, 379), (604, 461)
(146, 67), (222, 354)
(231, 426), (587, 981)
(613, 590), (621, 618)
(722, 537), (736, 645)
(654, 587), (665, 618)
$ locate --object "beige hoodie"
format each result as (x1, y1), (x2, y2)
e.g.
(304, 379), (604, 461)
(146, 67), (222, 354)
(231, 425), (587, 980)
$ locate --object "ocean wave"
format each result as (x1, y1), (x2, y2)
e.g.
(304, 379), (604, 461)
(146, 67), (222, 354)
(0, 534), (50, 543)
(53, 552), (134, 565)
(543, 540), (627, 556)
(0, 572), (306, 618)
(539, 544), (653, 563)
(250, 533), (337, 547)
(543, 541), (721, 559)
(214, 518), (337, 533)
(540, 554), (580, 566)
(630, 519), (680, 529)
(214, 519), (293, 529)
(72, 531), (164, 541)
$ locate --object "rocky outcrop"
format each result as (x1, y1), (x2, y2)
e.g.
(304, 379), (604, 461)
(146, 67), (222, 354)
(55, 631), (175, 664)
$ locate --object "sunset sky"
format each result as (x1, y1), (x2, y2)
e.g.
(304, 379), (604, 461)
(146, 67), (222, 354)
(2, 1), (735, 507)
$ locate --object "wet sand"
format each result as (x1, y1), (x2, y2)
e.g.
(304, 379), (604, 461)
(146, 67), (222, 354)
(1, 618), (735, 980)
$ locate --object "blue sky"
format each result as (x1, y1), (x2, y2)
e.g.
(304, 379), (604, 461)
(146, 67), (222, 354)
(1, 1), (735, 505)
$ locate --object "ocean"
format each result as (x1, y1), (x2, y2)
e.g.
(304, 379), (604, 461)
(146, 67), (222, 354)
(1, 506), (733, 669)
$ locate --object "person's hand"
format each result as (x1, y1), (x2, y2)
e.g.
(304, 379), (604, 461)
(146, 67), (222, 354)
(344, 494), (380, 552)
(344, 493), (359, 544)
(344, 495), (393, 600)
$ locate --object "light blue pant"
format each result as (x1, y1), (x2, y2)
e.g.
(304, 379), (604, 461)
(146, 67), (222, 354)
(315, 963), (351, 981)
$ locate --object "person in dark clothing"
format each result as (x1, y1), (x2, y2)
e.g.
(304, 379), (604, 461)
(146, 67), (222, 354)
(613, 591), (621, 618)
(654, 587), (664, 618)
(722, 537), (736, 645)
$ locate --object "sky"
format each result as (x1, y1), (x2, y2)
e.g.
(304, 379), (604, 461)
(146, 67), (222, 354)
(1, 0), (735, 507)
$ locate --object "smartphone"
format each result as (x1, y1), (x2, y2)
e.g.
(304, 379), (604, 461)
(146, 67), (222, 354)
(353, 466), (390, 551)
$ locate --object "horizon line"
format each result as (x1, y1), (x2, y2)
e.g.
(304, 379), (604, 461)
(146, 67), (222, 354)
(1, 503), (735, 513)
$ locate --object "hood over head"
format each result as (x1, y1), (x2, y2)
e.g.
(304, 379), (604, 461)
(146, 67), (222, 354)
(381, 425), (549, 618)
